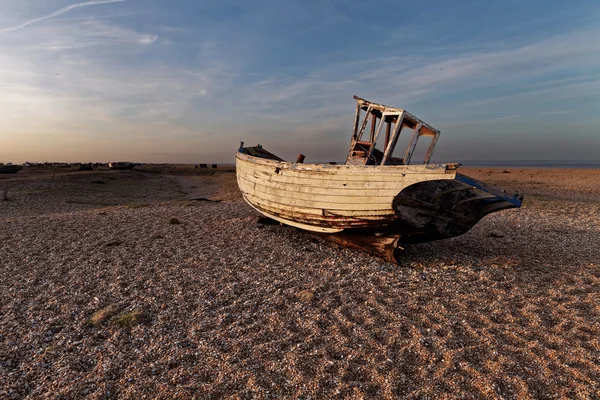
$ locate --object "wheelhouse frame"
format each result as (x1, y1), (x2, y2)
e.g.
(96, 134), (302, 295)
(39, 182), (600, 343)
(346, 96), (441, 166)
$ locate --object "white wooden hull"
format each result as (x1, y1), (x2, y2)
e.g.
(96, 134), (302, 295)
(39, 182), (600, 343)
(236, 151), (457, 233)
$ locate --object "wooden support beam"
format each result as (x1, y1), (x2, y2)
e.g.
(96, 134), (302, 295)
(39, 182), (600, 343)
(403, 122), (422, 165)
(369, 112), (377, 142)
(381, 112), (405, 165)
(384, 121), (391, 149)
(352, 102), (361, 139)
(356, 105), (372, 141)
(364, 115), (386, 165)
(424, 133), (440, 164)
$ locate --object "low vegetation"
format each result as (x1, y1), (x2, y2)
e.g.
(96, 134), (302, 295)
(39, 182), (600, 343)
(296, 289), (315, 303)
(111, 310), (149, 328)
(87, 304), (120, 327)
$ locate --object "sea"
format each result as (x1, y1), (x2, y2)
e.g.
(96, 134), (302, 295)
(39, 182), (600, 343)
(447, 160), (600, 169)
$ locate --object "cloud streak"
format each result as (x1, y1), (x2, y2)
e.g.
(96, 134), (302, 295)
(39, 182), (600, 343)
(0, 0), (127, 33)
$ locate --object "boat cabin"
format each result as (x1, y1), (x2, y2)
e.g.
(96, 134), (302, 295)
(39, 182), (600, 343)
(347, 96), (441, 166)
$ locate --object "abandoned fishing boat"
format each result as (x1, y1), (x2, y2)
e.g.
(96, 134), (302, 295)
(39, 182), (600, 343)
(0, 163), (22, 174)
(108, 161), (136, 170)
(236, 95), (522, 262)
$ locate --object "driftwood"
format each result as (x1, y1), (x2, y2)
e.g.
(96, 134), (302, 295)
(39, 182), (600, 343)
(315, 232), (404, 264)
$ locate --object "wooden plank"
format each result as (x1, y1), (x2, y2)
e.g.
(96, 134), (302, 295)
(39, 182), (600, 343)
(403, 122), (422, 165)
(369, 112), (377, 142)
(356, 105), (372, 141)
(243, 170), (434, 184)
(241, 189), (395, 210)
(237, 152), (451, 175)
(238, 184), (396, 212)
(385, 121), (391, 149)
(237, 172), (449, 196)
(424, 133), (440, 164)
(316, 232), (403, 263)
(238, 174), (407, 195)
(244, 193), (396, 219)
(250, 203), (396, 223)
(245, 182), (399, 204)
(246, 202), (396, 233)
(238, 172), (423, 192)
(237, 160), (452, 181)
(250, 200), (397, 218)
(364, 115), (387, 165)
(352, 102), (361, 139)
(381, 111), (404, 165)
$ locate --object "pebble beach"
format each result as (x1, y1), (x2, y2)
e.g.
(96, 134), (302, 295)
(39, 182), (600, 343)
(1, 166), (599, 399)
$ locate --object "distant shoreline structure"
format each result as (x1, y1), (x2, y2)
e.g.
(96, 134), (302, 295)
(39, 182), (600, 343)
(5, 161), (600, 169)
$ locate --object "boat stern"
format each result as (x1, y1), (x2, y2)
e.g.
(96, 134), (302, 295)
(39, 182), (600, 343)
(392, 172), (522, 243)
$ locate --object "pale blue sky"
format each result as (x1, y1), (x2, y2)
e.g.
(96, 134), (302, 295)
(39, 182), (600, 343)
(0, 0), (599, 163)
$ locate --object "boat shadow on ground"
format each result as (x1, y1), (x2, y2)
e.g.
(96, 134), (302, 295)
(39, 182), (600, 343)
(284, 206), (599, 276)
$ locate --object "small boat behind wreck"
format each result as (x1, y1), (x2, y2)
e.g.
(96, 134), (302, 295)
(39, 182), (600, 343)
(108, 161), (136, 170)
(236, 96), (522, 262)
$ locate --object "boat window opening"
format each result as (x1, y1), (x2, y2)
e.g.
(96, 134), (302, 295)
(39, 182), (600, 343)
(381, 113), (405, 165)
(393, 123), (414, 164)
(424, 133), (440, 164)
(373, 118), (389, 155)
(353, 106), (371, 141)
(405, 135), (432, 165)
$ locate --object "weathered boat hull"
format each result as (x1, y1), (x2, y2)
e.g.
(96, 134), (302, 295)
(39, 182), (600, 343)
(236, 150), (522, 244)
(236, 95), (523, 261)
(236, 151), (458, 233)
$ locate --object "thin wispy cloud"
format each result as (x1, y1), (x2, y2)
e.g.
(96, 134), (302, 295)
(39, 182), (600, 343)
(537, 110), (575, 116)
(0, 0), (127, 33)
(138, 34), (158, 45)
